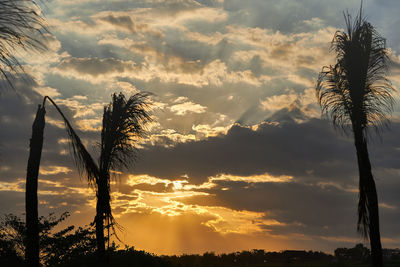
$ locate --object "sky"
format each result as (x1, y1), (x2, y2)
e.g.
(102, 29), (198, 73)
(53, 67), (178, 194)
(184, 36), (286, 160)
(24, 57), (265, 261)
(1, 0), (400, 255)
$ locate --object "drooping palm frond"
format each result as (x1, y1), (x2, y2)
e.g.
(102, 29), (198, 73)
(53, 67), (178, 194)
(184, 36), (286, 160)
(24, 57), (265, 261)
(0, 0), (48, 89)
(317, 10), (394, 134)
(44, 96), (99, 188)
(317, 64), (353, 133)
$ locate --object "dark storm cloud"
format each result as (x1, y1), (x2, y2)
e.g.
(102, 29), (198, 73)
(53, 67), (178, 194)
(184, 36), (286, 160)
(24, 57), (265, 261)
(126, 105), (400, 241)
(136, 105), (400, 183)
(134, 112), (354, 184)
(182, 180), (358, 236)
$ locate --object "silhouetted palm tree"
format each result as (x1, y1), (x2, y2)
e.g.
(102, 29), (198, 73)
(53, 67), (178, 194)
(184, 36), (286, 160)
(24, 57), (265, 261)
(26, 103), (46, 267)
(95, 93), (151, 257)
(52, 93), (151, 258)
(26, 95), (100, 267)
(0, 0), (47, 89)
(26, 93), (151, 264)
(316, 7), (393, 267)
(25, 96), (81, 267)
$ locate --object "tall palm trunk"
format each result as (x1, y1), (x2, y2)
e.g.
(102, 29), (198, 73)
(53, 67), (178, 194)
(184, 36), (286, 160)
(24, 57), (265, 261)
(354, 127), (383, 267)
(95, 201), (105, 258)
(95, 180), (106, 258)
(95, 171), (112, 259)
(25, 104), (46, 267)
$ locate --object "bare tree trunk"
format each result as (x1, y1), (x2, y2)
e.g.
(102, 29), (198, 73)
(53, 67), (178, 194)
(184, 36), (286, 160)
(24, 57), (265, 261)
(354, 128), (383, 267)
(25, 105), (45, 267)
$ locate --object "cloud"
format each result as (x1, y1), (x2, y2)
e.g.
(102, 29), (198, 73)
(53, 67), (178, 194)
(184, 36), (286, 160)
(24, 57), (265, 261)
(33, 86), (61, 98)
(134, 116), (356, 184)
(260, 88), (319, 120)
(210, 173), (294, 183)
(170, 101), (207, 115)
(39, 166), (72, 175)
(0, 179), (25, 192)
(100, 14), (137, 33)
(192, 123), (231, 138)
(56, 57), (137, 78)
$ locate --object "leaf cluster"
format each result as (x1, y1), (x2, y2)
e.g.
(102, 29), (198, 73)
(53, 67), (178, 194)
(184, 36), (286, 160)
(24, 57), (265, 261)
(0, 0), (48, 89)
(316, 8), (394, 135)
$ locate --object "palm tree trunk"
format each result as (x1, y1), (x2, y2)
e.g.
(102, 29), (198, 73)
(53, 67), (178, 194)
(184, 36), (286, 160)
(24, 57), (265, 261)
(354, 127), (383, 267)
(25, 105), (46, 267)
(95, 194), (106, 259)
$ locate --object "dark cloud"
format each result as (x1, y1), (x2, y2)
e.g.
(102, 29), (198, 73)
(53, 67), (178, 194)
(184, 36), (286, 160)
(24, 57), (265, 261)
(186, 181), (357, 235)
(57, 57), (136, 77)
(100, 15), (136, 33)
(56, 32), (119, 59)
(134, 113), (352, 184)
(129, 108), (400, 242)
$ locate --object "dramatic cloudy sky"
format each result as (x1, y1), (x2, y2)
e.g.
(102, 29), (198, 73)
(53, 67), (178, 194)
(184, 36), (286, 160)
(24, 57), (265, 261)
(1, 0), (400, 255)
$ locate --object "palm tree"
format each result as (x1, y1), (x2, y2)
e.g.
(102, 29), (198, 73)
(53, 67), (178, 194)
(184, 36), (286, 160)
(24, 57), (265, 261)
(64, 92), (152, 258)
(25, 103), (46, 267)
(51, 92), (151, 258)
(25, 96), (94, 267)
(316, 7), (394, 267)
(25, 93), (151, 264)
(94, 93), (152, 257)
(0, 0), (47, 89)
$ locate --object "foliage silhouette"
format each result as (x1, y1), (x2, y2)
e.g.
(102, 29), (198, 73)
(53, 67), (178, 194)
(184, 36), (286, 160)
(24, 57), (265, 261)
(2, 215), (400, 267)
(0, 0), (48, 90)
(0, 212), (96, 267)
(0, 211), (171, 267)
(335, 243), (370, 263)
(316, 5), (394, 267)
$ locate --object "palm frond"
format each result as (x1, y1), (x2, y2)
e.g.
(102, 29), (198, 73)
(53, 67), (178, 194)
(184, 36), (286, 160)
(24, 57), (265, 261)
(44, 96), (99, 188)
(317, 64), (353, 133)
(100, 92), (152, 173)
(98, 92), (152, 232)
(0, 0), (48, 89)
(317, 9), (394, 135)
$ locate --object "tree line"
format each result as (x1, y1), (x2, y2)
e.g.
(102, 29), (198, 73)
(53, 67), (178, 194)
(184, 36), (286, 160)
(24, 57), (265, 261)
(1, 213), (400, 267)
